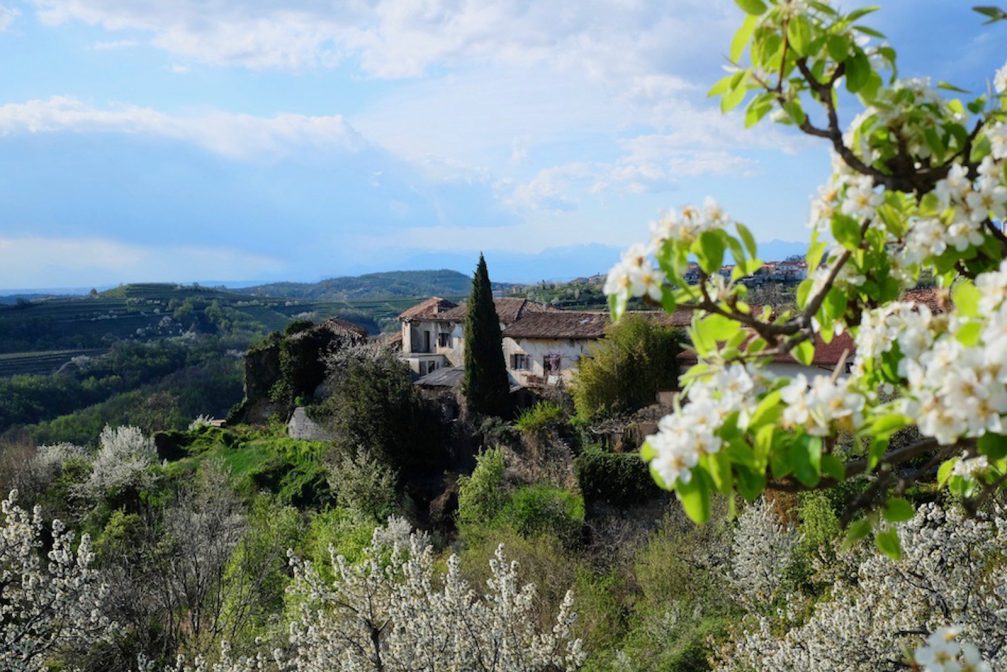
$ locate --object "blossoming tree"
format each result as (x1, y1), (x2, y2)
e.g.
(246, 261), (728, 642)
(0, 490), (110, 672)
(604, 0), (1007, 558)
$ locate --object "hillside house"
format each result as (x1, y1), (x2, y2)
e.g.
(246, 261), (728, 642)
(398, 296), (690, 389)
(398, 297), (558, 376)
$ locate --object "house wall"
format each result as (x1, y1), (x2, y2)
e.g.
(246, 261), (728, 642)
(401, 320), (465, 366)
(502, 337), (593, 386)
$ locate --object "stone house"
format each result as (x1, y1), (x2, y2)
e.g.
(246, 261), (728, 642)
(398, 296), (689, 390)
(397, 296), (559, 376)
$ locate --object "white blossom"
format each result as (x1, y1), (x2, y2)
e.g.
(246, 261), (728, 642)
(75, 425), (157, 500)
(0, 490), (112, 671)
(714, 503), (1007, 671)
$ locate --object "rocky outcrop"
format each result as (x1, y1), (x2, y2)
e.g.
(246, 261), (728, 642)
(231, 317), (367, 424)
(287, 407), (333, 441)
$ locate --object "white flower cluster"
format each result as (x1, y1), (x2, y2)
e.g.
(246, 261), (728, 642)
(914, 626), (992, 672)
(931, 158), (1007, 253)
(74, 425), (157, 500)
(853, 272), (1007, 446)
(996, 62), (1007, 95)
(604, 197), (729, 306)
(853, 301), (935, 375)
(728, 498), (800, 609)
(714, 502), (1007, 671)
(780, 373), (866, 436)
(603, 243), (665, 304)
(0, 490), (112, 672)
(285, 522), (585, 672)
(646, 364), (763, 487)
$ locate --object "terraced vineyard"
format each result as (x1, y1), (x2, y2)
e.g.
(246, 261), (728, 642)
(0, 349), (107, 376)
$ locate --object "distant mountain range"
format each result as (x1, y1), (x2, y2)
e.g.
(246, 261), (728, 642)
(237, 269), (519, 302)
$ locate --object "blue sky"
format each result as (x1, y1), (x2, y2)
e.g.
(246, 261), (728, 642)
(0, 0), (1002, 288)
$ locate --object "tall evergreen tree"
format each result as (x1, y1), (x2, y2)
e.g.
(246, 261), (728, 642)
(463, 254), (511, 417)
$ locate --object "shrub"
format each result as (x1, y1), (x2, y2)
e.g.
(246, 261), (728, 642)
(572, 316), (681, 420)
(500, 484), (584, 547)
(328, 449), (399, 521)
(575, 448), (662, 510)
(515, 401), (566, 436)
(456, 447), (507, 528)
(318, 345), (448, 473)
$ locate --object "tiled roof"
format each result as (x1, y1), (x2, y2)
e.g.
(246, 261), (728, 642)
(398, 297), (459, 321)
(901, 287), (947, 313)
(399, 296), (557, 324)
(501, 308), (692, 340)
(503, 311), (610, 339)
(438, 297), (559, 324)
(415, 366), (464, 388)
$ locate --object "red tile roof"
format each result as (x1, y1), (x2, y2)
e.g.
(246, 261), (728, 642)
(398, 297), (459, 321)
(502, 311), (610, 339)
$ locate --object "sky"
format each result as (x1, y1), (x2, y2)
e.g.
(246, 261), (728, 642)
(0, 0), (1002, 289)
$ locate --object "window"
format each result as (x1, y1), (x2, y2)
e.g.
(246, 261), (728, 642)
(420, 360), (439, 375)
(437, 333), (451, 347)
(543, 354), (561, 374)
(511, 353), (530, 370)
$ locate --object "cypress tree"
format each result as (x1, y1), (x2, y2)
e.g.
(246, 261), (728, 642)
(463, 254), (511, 417)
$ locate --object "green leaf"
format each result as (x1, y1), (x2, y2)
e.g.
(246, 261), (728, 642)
(736, 222), (758, 259)
(937, 80), (970, 93)
(845, 51), (871, 93)
(786, 15), (812, 56)
(707, 73), (735, 97)
(845, 5), (879, 22)
(952, 280), (980, 317)
(748, 390), (783, 430)
(791, 435), (822, 487)
(660, 286), (677, 314)
(608, 292), (625, 321)
(744, 94), (774, 128)
(957, 320), (982, 347)
(869, 413), (910, 439)
(845, 518), (871, 545)
(979, 433), (1007, 460)
(937, 458), (957, 487)
(852, 25), (885, 38)
(721, 77), (749, 112)
(734, 0), (767, 15)
(735, 466), (766, 502)
(792, 340), (815, 366)
(973, 5), (1007, 24)
(823, 286), (848, 319)
(822, 454), (846, 482)
(676, 468), (712, 524)
(640, 439), (656, 462)
(875, 529), (902, 560)
(796, 278), (813, 308)
(882, 497), (915, 523)
(696, 230), (726, 274)
(826, 34), (850, 61)
(831, 213), (862, 249)
(730, 15), (759, 62)
(783, 100), (806, 126)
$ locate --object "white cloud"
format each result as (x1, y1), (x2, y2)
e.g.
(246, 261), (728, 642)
(0, 5), (19, 31)
(0, 97), (364, 159)
(0, 236), (284, 287)
(31, 0), (735, 79)
(90, 38), (138, 50)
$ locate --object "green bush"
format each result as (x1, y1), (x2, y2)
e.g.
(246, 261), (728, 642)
(514, 401), (566, 436)
(500, 484), (584, 547)
(457, 447), (508, 528)
(572, 316), (681, 420)
(575, 448), (663, 510)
